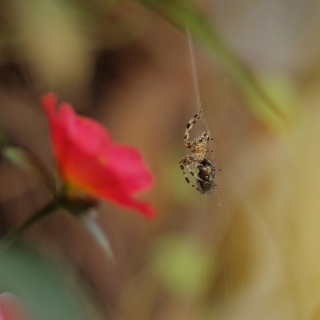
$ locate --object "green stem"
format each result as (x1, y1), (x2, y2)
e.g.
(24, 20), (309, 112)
(0, 199), (59, 252)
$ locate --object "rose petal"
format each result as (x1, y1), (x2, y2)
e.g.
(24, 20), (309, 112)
(100, 144), (154, 194)
(41, 93), (156, 218)
(105, 190), (156, 218)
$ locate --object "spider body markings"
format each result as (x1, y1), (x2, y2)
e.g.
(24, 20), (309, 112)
(197, 159), (216, 195)
(179, 111), (216, 195)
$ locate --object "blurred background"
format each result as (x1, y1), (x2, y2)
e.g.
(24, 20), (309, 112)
(0, 0), (319, 319)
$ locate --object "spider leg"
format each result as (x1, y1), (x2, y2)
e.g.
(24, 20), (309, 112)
(183, 111), (202, 148)
(186, 164), (206, 182)
(206, 136), (214, 153)
(179, 154), (206, 179)
(179, 162), (202, 192)
(193, 131), (210, 145)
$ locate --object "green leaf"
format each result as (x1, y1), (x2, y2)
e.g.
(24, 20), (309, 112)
(2, 146), (57, 196)
(79, 212), (114, 263)
(0, 247), (91, 320)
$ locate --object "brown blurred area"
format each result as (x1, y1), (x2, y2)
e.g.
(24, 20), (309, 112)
(1, 0), (320, 319)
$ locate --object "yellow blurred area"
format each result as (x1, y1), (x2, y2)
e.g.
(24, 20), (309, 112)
(1, 0), (320, 319)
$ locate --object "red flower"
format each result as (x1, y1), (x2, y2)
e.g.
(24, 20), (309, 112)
(41, 93), (156, 218)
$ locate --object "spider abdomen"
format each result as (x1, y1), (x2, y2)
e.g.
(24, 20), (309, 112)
(197, 159), (216, 195)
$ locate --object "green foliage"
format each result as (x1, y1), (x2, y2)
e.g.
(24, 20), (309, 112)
(79, 214), (114, 263)
(151, 235), (215, 299)
(2, 146), (56, 195)
(0, 247), (90, 320)
(135, 0), (288, 129)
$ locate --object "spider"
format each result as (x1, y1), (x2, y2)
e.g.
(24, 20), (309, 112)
(179, 110), (217, 195)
